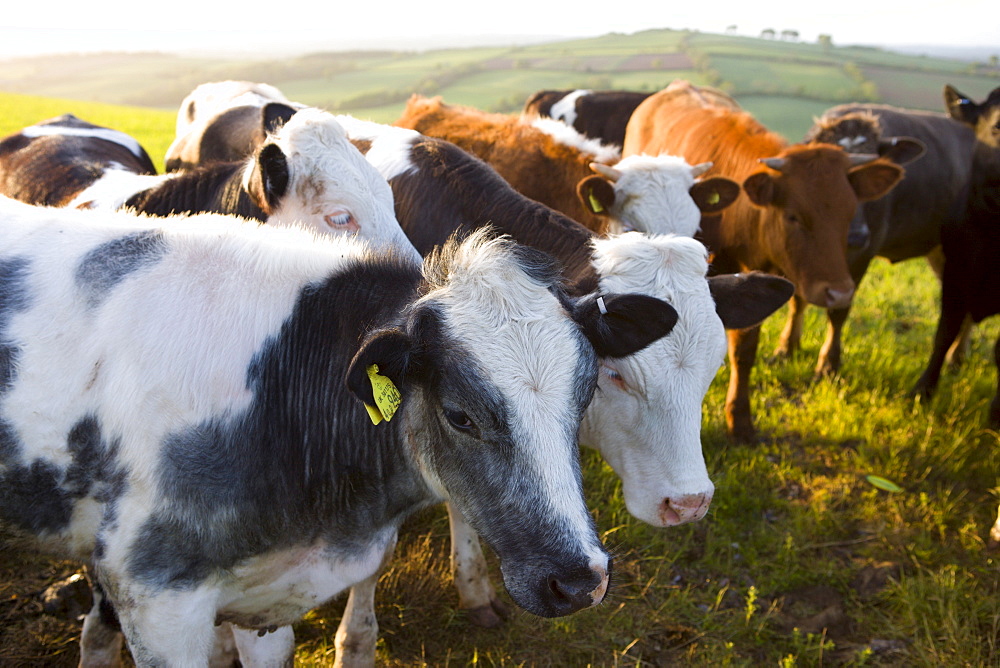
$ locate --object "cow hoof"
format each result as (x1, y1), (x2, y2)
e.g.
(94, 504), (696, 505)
(465, 599), (510, 628)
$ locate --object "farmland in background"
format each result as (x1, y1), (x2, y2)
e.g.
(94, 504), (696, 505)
(1, 26), (999, 667)
(1, 28), (997, 144)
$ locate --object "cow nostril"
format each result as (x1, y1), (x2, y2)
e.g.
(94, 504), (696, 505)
(546, 572), (599, 611)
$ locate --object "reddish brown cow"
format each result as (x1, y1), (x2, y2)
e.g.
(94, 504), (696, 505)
(623, 81), (904, 442)
(394, 95), (739, 238)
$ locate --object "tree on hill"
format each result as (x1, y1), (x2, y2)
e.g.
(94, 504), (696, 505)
(818, 34), (834, 51)
(781, 30), (800, 41)
(761, 28), (776, 40)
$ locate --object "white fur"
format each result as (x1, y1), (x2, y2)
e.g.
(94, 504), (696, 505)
(73, 109), (420, 263)
(608, 153), (706, 237)
(549, 89), (591, 128)
(175, 80), (300, 136)
(583, 232), (721, 525)
(334, 115), (421, 181)
(530, 117), (621, 164)
(21, 123), (147, 161)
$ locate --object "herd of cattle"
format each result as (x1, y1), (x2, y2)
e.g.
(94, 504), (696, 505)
(0, 77), (996, 666)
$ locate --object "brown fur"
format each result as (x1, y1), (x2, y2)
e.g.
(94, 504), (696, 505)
(395, 95), (617, 234)
(623, 81), (904, 442)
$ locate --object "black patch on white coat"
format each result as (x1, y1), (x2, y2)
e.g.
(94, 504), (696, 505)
(127, 256), (432, 590)
(75, 230), (167, 308)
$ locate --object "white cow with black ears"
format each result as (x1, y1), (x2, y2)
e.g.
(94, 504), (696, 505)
(0, 196), (679, 666)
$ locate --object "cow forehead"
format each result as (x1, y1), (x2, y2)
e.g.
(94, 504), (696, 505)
(425, 248), (592, 415)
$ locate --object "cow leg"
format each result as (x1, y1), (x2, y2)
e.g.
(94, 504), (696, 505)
(725, 325), (761, 443)
(989, 502), (1000, 550)
(208, 622), (240, 667)
(112, 586), (220, 666)
(911, 297), (969, 401)
(773, 294), (805, 357)
(333, 531), (398, 668)
(231, 625), (295, 668)
(79, 580), (123, 668)
(815, 304), (851, 377)
(927, 248), (974, 367)
(447, 501), (509, 627)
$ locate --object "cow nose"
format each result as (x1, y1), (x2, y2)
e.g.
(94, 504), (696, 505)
(660, 492), (713, 526)
(546, 562), (610, 613)
(825, 286), (855, 309)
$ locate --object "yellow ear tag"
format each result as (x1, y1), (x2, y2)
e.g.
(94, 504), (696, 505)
(588, 188), (605, 213)
(707, 191), (721, 205)
(364, 364), (401, 425)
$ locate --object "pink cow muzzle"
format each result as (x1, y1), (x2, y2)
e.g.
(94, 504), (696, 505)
(660, 491), (713, 526)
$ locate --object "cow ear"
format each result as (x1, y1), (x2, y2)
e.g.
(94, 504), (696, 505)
(877, 137), (926, 165)
(246, 143), (290, 215)
(573, 293), (678, 359)
(708, 272), (795, 330)
(848, 160), (903, 202)
(577, 175), (615, 216)
(262, 102), (299, 135)
(742, 171), (776, 207)
(689, 177), (740, 214)
(944, 84), (978, 126)
(346, 328), (414, 410)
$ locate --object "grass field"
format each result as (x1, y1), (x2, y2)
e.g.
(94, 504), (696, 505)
(0, 40), (999, 664)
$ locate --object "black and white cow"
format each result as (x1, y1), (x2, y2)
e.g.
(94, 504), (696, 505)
(0, 114), (157, 206)
(0, 108), (418, 259)
(0, 195), (679, 665)
(325, 115), (793, 664)
(522, 89), (652, 147)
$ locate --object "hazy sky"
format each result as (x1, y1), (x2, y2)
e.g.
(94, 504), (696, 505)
(0, 0), (996, 57)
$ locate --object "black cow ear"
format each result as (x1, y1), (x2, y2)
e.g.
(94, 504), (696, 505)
(877, 137), (926, 165)
(346, 328), (414, 417)
(574, 293), (678, 359)
(944, 84), (978, 126)
(690, 176), (741, 214)
(246, 143), (290, 215)
(577, 175), (615, 216)
(262, 102), (299, 135)
(742, 171), (776, 207)
(708, 272), (794, 330)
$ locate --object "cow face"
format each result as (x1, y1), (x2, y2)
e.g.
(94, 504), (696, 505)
(346, 233), (677, 617)
(579, 234), (792, 526)
(742, 145), (902, 308)
(243, 109), (420, 262)
(945, 84), (1000, 148)
(580, 156), (739, 237)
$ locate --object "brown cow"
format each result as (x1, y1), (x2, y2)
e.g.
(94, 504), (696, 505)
(395, 94), (739, 238)
(623, 81), (904, 442)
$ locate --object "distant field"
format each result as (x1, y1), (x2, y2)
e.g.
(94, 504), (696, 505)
(0, 27), (995, 141)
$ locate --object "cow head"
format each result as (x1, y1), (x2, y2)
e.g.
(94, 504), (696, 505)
(945, 84), (1000, 148)
(242, 108), (419, 261)
(579, 156), (739, 236)
(741, 144), (903, 308)
(346, 231), (679, 617)
(579, 233), (793, 526)
(165, 102), (299, 173)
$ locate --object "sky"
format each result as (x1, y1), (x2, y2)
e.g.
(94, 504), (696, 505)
(0, 0), (996, 58)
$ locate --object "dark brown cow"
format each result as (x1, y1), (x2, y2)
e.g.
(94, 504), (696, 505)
(623, 81), (904, 442)
(776, 110), (928, 375)
(0, 114), (156, 206)
(788, 95), (979, 377)
(521, 88), (652, 146)
(912, 86), (1000, 409)
(395, 94), (740, 238)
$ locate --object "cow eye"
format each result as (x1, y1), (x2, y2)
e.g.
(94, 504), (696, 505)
(325, 212), (357, 230)
(601, 364), (628, 391)
(443, 408), (475, 432)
